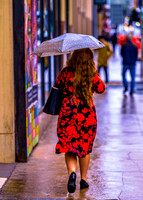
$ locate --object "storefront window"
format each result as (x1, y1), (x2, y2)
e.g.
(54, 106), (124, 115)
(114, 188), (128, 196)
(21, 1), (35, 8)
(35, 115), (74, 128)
(37, 0), (61, 109)
(25, 0), (39, 157)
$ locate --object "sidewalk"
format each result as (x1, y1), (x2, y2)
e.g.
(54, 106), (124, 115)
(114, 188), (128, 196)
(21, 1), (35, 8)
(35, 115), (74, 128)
(0, 46), (143, 199)
(0, 83), (143, 199)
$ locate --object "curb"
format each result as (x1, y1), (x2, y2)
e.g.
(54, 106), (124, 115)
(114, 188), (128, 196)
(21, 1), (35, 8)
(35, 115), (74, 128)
(0, 163), (16, 190)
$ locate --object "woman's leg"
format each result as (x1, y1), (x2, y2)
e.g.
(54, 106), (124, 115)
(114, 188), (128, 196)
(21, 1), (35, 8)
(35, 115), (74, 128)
(65, 152), (77, 175)
(122, 65), (128, 91)
(79, 154), (90, 181)
(65, 153), (77, 193)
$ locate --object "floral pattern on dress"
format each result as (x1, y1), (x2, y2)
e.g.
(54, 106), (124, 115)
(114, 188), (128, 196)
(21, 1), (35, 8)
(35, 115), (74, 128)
(54, 66), (105, 158)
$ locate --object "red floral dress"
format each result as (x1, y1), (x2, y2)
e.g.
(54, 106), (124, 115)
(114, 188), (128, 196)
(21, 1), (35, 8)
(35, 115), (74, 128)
(54, 66), (105, 158)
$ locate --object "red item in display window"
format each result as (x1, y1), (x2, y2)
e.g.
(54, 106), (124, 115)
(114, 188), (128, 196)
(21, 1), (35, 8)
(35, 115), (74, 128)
(117, 34), (141, 50)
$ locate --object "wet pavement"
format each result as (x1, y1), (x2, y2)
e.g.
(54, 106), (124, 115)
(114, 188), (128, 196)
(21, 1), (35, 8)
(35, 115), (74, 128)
(0, 83), (143, 200)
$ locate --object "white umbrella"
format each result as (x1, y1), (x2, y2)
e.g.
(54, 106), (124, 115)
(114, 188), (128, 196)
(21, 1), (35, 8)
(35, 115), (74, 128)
(32, 33), (104, 57)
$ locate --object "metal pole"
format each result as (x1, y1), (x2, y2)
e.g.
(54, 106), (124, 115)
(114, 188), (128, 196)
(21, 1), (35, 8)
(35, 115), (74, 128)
(53, 0), (57, 82)
(40, 0), (45, 105)
(58, 0), (61, 72)
(66, 0), (69, 33)
(47, 0), (51, 91)
(93, 3), (98, 38)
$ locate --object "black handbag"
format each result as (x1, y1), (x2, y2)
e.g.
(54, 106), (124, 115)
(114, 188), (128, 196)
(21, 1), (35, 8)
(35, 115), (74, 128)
(43, 86), (64, 115)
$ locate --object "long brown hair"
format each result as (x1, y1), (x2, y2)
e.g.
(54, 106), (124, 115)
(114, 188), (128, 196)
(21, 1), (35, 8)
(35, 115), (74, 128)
(67, 48), (97, 107)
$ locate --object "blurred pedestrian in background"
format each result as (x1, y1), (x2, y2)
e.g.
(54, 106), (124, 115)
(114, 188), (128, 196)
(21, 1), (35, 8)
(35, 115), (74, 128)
(54, 48), (105, 193)
(110, 27), (118, 56)
(96, 36), (113, 84)
(121, 33), (138, 95)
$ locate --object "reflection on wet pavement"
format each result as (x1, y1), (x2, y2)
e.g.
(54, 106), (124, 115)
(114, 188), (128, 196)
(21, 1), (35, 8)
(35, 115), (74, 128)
(0, 85), (143, 200)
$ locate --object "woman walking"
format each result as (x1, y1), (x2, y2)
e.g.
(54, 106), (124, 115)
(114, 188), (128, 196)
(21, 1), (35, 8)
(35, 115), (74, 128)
(54, 48), (105, 193)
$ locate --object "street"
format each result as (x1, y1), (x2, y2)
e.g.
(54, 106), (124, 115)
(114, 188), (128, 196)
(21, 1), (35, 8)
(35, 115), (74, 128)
(0, 83), (143, 200)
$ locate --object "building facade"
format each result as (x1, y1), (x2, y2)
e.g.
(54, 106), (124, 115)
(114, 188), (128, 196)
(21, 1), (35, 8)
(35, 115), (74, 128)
(0, 0), (94, 163)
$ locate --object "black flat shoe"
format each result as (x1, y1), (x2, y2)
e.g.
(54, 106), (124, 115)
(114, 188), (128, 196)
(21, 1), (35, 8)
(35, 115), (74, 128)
(67, 172), (76, 193)
(80, 179), (89, 190)
(123, 87), (128, 94)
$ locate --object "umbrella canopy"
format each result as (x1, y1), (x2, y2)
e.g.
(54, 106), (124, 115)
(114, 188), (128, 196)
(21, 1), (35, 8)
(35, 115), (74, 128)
(32, 33), (105, 57)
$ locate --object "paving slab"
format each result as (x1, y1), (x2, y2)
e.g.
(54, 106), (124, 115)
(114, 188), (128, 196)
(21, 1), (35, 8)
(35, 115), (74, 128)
(0, 164), (16, 189)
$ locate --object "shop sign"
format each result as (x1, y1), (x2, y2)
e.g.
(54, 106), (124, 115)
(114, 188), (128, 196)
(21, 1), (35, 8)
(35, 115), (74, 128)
(94, 0), (107, 4)
(110, 0), (128, 4)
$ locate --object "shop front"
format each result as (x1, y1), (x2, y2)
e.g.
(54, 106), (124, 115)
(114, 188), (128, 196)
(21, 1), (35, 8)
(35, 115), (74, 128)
(14, 0), (63, 161)
(0, 0), (94, 163)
